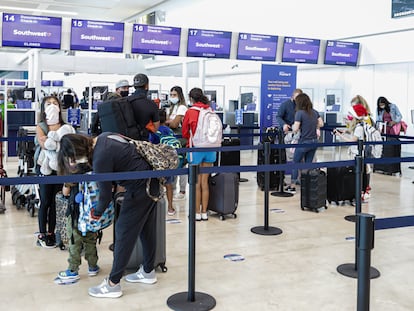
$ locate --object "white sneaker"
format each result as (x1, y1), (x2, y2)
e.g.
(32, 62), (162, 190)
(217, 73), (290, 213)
(125, 265), (157, 284)
(88, 277), (122, 298)
(195, 213), (202, 221)
(201, 213), (208, 221)
(174, 192), (186, 200)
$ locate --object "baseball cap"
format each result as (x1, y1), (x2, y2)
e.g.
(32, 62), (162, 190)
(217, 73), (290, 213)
(115, 79), (130, 89)
(133, 73), (149, 87)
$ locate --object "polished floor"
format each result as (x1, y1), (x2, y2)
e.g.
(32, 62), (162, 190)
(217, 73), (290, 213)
(1, 147), (414, 311)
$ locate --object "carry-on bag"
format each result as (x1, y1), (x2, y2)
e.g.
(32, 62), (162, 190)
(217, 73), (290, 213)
(373, 137), (401, 175)
(207, 173), (239, 220)
(300, 169), (327, 212)
(113, 194), (167, 272)
(327, 166), (355, 205)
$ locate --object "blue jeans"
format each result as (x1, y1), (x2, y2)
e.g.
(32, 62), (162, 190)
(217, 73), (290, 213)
(291, 138), (318, 184)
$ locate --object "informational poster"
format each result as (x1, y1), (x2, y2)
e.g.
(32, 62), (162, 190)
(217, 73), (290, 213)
(260, 64), (297, 130)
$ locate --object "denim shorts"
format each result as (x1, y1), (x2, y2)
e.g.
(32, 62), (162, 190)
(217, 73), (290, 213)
(187, 151), (217, 165)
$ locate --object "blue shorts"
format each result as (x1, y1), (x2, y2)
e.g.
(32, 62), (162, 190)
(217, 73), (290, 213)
(187, 151), (217, 165)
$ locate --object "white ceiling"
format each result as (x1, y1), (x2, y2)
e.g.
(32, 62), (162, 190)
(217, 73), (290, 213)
(0, 0), (168, 22)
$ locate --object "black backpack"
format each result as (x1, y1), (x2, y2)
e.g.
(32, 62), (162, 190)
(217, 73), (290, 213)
(95, 95), (147, 140)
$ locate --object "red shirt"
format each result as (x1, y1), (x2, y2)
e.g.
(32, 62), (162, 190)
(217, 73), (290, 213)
(182, 102), (210, 147)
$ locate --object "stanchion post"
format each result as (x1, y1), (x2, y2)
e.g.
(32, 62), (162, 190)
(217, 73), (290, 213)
(251, 142), (283, 236)
(271, 129), (293, 198)
(167, 164), (216, 311)
(345, 145), (363, 223)
(357, 213), (375, 311)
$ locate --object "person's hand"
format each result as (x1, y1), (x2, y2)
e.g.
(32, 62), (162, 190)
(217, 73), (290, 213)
(90, 208), (101, 220)
(388, 121), (397, 126)
(283, 124), (291, 133)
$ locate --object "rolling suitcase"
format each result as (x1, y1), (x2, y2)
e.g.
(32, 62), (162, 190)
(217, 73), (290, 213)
(207, 173), (239, 220)
(373, 137), (401, 175)
(113, 194), (167, 272)
(257, 127), (286, 191)
(327, 166), (355, 205)
(300, 169), (327, 212)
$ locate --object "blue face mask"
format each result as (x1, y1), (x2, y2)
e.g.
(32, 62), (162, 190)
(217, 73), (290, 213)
(0, 100), (4, 105)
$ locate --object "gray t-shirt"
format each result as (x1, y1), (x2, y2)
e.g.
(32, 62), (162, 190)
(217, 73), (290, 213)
(294, 109), (319, 142)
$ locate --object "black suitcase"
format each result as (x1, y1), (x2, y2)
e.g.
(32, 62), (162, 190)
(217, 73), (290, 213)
(207, 173), (239, 220)
(327, 166), (355, 205)
(373, 137), (401, 175)
(257, 127), (286, 191)
(218, 137), (240, 166)
(113, 194), (167, 272)
(300, 169), (327, 212)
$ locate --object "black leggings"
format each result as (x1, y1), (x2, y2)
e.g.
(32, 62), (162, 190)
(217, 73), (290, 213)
(38, 177), (62, 235)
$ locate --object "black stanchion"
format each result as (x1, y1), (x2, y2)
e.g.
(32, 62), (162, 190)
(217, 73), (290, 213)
(167, 165), (216, 311)
(251, 142), (283, 236)
(337, 197), (380, 278)
(356, 213), (376, 311)
(345, 140), (364, 223)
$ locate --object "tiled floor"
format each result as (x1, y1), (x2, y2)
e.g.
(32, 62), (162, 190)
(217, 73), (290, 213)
(1, 147), (414, 311)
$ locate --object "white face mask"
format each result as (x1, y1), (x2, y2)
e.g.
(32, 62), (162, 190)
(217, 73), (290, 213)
(170, 97), (179, 105)
(45, 104), (60, 125)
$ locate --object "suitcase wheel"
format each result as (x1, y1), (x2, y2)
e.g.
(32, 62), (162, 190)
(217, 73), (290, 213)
(158, 263), (168, 273)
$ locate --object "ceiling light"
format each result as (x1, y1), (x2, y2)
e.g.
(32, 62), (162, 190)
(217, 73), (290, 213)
(0, 6), (78, 16)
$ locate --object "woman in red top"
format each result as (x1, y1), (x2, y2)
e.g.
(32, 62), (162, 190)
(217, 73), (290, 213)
(182, 88), (216, 221)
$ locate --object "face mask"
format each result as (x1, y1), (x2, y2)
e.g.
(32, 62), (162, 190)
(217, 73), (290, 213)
(45, 104), (60, 125)
(379, 104), (385, 109)
(120, 90), (129, 97)
(169, 97), (179, 105)
(0, 100), (4, 104)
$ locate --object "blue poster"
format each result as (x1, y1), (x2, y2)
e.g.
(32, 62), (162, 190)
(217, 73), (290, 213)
(260, 64), (297, 131)
(67, 108), (81, 127)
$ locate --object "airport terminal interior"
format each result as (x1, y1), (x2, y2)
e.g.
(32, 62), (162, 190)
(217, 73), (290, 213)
(1, 0), (414, 310)
(1, 147), (414, 310)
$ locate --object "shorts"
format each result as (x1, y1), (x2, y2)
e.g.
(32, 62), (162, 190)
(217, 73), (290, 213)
(187, 151), (217, 165)
(164, 176), (174, 185)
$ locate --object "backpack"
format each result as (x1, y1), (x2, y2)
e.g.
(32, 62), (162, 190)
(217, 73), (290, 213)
(108, 134), (179, 201)
(361, 123), (383, 158)
(77, 178), (115, 236)
(97, 95), (147, 140)
(190, 106), (223, 147)
(157, 128), (186, 168)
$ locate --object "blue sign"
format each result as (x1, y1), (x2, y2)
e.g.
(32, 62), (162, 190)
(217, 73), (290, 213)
(260, 64), (297, 130)
(67, 108), (81, 127)
(235, 109), (244, 125)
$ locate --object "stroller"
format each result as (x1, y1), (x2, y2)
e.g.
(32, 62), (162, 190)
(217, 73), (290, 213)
(10, 126), (40, 217)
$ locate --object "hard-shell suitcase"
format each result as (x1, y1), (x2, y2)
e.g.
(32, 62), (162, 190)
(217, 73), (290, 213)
(257, 127), (286, 191)
(218, 138), (240, 166)
(327, 166), (355, 205)
(373, 137), (401, 175)
(300, 169), (327, 212)
(113, 194), (167, 272)
(207, 173), (239, 220)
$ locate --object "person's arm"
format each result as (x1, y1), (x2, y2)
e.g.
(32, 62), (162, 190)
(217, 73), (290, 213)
(390, 104), (402, 124)
(167, 114), (183, 129)
(35, 124), (47, 148)
(317, 116), (324, 129)
(292, 121), (301, 133)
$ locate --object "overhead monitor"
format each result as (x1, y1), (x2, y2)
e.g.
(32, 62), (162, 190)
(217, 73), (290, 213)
(324, 40), (360, 66)
(2, 13), (62, 49)
(282, 36), (320, 64)
(70, 19), (124, 53)
(132, 24), (181, 56)
(237, 32), (278, 61)
(187, 28), (232, 59)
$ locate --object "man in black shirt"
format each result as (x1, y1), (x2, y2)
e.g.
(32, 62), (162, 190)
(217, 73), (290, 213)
(130, 73), (160, 136)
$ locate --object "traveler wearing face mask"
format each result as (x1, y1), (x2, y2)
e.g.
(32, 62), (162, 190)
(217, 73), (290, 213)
(376, 96), (402, 134)
(165, 86), (188, 200)
(115, 79), (130, 98)
(35, 95), (76, 248)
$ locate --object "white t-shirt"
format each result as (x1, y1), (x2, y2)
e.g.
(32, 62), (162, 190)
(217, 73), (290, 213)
(349, 124), (364, 156)
(169, 104), (188, 121)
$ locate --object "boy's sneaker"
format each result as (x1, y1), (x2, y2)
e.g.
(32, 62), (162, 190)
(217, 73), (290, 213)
(88, 265), (100, 277)
(58, 269), (80, 280)
(125, 265), (157, 284)
(88, 277), (122, 298)
(285, 186), (296, 194)
(173, 192), (186, 200)
(46, 234), (56, 248)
